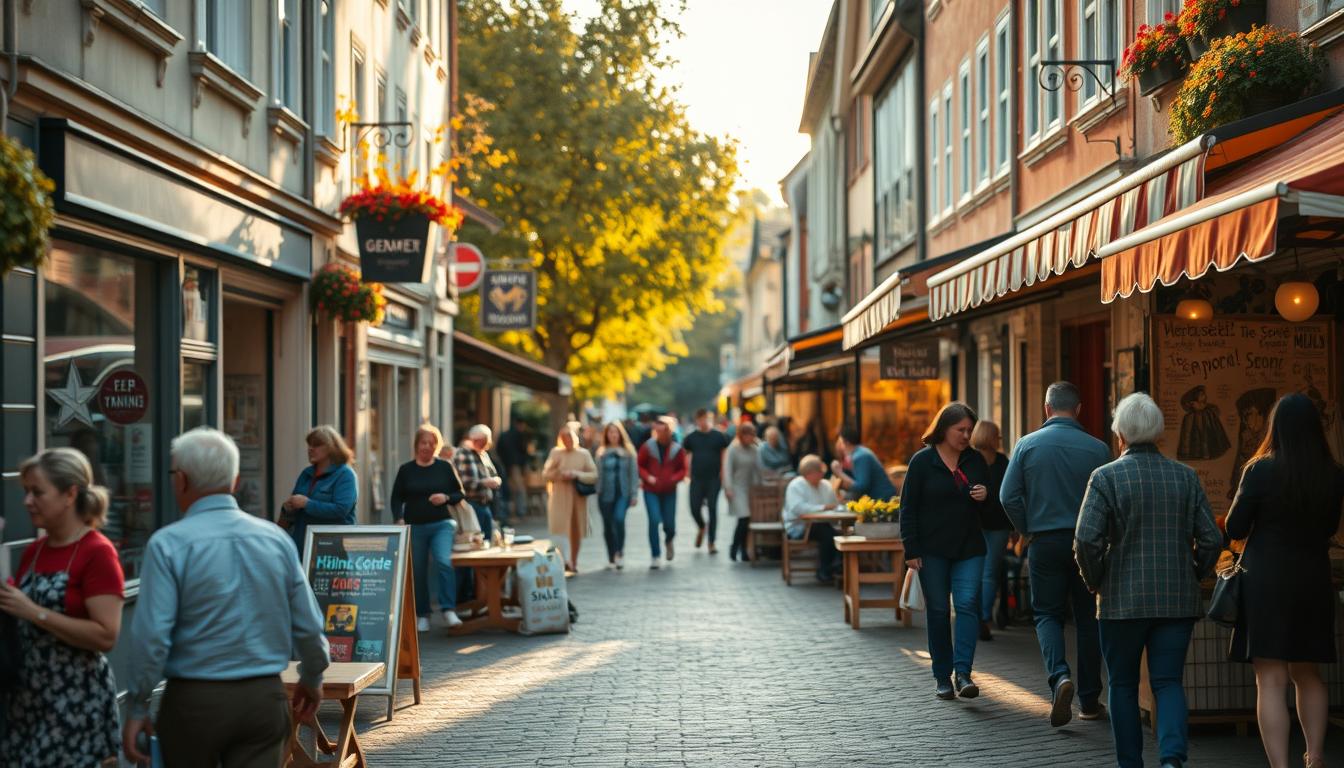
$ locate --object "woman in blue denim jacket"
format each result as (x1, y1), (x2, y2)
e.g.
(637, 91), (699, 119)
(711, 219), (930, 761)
(281, 425), (358, 553)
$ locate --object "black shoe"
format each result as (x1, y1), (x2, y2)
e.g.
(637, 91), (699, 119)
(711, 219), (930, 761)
(816, 571), (834, 584)
(1051, 677), (1075, 727)
(979, 621), (993, 641)
(1079, 702), (1107, 721)
(935, 679), (956, 700)
(954, 672), (979, 699)
(728, 545), (738, 561)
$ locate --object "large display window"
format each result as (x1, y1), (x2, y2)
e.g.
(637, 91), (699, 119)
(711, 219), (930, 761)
(858, 348), (949, 473)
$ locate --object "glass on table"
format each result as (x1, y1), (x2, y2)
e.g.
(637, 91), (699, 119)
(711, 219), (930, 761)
(502, 527), (516, 550)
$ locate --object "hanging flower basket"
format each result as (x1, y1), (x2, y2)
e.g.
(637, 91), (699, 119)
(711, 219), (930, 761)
(1169, 25), (1325, 144)
(311, 262), (387, 326)
(0, 135), (56, 277)
(340, 173), (464, 284)
(1121, 15), (1189, 96)
(1179, 0), (1267, 59)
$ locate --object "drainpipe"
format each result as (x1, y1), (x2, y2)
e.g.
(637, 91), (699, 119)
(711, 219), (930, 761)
(1, 0), (16, 136)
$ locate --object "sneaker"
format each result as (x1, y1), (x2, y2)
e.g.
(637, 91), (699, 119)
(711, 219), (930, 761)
(442, 610), (463, 629)
(665, 540), (675, 561)
(695, 527), (704, 548)
(606, 561), (617, 571)
(650, 556), (661, 570)
(1079, 702), (1107, 721)
(954, 672), (980, 699)
(935, 679), (956, 700)
(708, 544), (718, 555)
(615, 554), (625, 570)
(1051, 677), (1075, 728)
(416, 616), (431, 632)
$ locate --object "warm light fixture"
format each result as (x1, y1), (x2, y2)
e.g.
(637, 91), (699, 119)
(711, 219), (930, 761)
(1175, 297), (1214, 321)
(1275, 280), (1319, 322)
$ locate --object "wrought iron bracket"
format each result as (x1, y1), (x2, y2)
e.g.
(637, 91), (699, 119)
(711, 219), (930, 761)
(1039, 59), (1117, 107)
(345, 121), (415, 153)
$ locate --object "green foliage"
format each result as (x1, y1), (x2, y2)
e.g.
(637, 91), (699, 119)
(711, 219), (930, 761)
(626, 294), (738, 418)
(0, 135), (55, 276)
(456, 0), (741, 399)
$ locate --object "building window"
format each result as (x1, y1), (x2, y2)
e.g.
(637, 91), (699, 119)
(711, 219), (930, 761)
(316, 0), (335, 135)
(205, 0), (252, 77)
(870, 0), (888, 30)
(276, 0), (302, 111)
(959, 59), (971, 202)
(396, 89), (409, 174)
(848, 97), (869, 178)
(928, 98), (939, 224)
(1146, 0), (1179, 23)
(1025, 0), (1064, 141)
(1078, 0), (1120, 108)
(942, 81), (953, 214)
(976, 38), (990, 187)
(995, 12), (1011, 174)
(875, 60), (916, 255)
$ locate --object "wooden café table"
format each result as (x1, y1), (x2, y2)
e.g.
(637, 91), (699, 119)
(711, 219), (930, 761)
(833, 536), (911, 630)
(283, 660), (384, 768)
(450, 538), (552, 635)
(798, 510), (858, 535)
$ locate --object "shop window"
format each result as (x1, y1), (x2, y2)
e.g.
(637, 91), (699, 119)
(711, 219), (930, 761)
(43, 243), (161, 580)
(859, 350), (950, 471)
(223, 300), (272, 518)
(182, 361), (210, 432)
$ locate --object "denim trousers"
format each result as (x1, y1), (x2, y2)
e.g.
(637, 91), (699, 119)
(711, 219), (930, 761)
(470, 500), (495, 540)
(598, 494), (629, 561)
(688, 476), (720, 543)
(643, 491), (677, 557)
(980, 528), (1011, 622)
(1100, 618), (1195, 768)
(410, 519), (457, 615)
(1029, 530), (1103, 704)
(918, 553), (984, 681)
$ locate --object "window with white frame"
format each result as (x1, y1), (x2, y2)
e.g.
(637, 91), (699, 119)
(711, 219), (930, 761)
(1078, 0), (1120, 108)
(316, 0), (335, 134)
(995, 12), (1010, 174)
(396, 89), (409, 173)
(942, 81), (952, 214)
(875, 60), (916, 254)
(1146, 0), (1179, 23)
(928, 99), (939, 224)
(275, 0), (301, 111)
(1024, 0), (1065, 141)
(204, 0), (252, 77)
(959, 59), (971, 201)
(871, 0), (888, 30)
(976, 37), (990, 187)
(1045, 0), (1063, 127)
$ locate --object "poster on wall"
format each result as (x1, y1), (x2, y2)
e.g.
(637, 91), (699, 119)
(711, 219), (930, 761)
(1153, 316), (1335, 518)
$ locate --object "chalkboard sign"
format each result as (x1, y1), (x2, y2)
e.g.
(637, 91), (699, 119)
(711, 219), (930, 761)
(879, 339), (941, 380)
(303, 525), (413, 706)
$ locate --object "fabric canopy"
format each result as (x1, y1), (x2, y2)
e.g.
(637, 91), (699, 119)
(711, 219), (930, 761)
(842, 270), (901, 350)
(453, 332), (572, 395)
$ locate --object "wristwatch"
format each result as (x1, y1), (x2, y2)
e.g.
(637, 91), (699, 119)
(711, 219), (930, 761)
(33, 610), (48, 623)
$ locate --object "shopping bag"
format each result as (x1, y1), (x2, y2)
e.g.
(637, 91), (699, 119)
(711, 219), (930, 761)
(514, 548), (571, 635)
(899, 567), (926, 612)
(452, 501), (482, 545)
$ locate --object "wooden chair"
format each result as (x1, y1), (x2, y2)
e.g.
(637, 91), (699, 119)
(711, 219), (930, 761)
(781, 523), (818, 585)
(746, 479), (785, 567)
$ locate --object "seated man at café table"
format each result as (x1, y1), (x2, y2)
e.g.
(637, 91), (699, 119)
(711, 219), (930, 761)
(782, 454), (843, 583)
(831, 425), (898, 503)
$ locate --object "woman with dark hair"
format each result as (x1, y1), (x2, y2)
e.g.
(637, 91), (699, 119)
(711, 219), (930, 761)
(1226, 393), (1344, 768)
(900, 402), (990, 701)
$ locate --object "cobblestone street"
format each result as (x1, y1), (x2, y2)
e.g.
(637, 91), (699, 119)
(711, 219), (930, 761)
(340, 494), (1313, 767)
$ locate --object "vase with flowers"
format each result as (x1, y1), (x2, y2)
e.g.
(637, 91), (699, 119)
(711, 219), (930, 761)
(1121, 14), (1190, 96)
(847, 495), (902, 539)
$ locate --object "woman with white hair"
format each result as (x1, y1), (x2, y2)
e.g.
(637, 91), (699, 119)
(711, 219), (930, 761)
(453, 424), (502, 540)
(1075, 393), (1222, 768)
(543, 422), (598, 573)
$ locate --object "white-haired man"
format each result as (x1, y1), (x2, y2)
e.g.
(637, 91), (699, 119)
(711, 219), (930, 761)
(122, 427), (329, 767)
(454, 424), (502, 539)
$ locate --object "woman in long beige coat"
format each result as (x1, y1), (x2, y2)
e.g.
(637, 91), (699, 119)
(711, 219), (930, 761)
(543, 422), (598, 573)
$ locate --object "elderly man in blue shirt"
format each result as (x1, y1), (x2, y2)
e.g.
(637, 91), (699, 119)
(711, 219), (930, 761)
(1000, 381), (1112, 729)
(122, 427), (330, 767)
(832, 425), (898, 503)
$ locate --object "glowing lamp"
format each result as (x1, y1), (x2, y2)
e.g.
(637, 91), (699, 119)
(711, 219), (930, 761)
(1274, 280), (1319, 322)
(1175, 298), (1214, 321)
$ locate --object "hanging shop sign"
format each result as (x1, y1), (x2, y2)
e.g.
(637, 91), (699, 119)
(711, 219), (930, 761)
(97, 369), (149, 425)
(480, 270), (537, 331)
(879, 339), (941, 380)
(356, 214), (433, 284)
(450, 243), (486, 293)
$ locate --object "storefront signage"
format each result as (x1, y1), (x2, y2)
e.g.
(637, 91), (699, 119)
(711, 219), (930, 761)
(356, 214), (433, 283)
(879, 340), (941, 380)
(97, 369), (148, 425)
(1153, 317), (1335, 518)
(450, 243), (486, 293)
(480, 270), (537, 331)
(381, 301), (414, 332)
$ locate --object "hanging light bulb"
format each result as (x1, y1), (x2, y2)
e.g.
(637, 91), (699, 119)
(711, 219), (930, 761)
(1175, 297), (1214, 321)
(1275, 280), (1319, 322)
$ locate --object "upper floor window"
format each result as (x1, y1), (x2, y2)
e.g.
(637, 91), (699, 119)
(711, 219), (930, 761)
(928, 98), (940, 225)
(959, 59), (971, 202)
(1146, 0), (1180, 23)
(396, 89), (409, 173)
(942, 81), (953, 214)
(205, 0), (252, 77)
(1024, 0), (1063, 141)
(871, 0), (889, 30)
(995, 12), (1011, 175)
(1078, 0), (1120, 108)
(875, 60), (916, 255)
(316, 0), (335, 135)
(848, 97), (869, 178)
(976, 36), (990, 187)
(276, 0), (302, 111)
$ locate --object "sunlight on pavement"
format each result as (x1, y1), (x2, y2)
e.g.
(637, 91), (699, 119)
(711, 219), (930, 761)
(455, 644), (496, 655)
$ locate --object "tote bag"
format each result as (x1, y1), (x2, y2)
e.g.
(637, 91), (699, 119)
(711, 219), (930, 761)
(514, 548), (571, 635)
(899, 568), (926, 612)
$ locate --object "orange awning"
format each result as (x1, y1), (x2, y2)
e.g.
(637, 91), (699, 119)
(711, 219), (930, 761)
(1099, 110), (1344, 303)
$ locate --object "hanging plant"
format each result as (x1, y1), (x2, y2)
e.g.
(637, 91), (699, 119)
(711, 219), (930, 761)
(340, 168), (465, 283)
(0, 135), (56, 276)
(1169, 25), (1325, 144)
(1120, 14), (1189, 95)
(1178, 0), (1266, 49)
(311, 262), (387, 326)
(339, 168), (464, 231)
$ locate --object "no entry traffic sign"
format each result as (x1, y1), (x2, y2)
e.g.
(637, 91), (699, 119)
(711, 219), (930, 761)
(450, 243), (485, 293)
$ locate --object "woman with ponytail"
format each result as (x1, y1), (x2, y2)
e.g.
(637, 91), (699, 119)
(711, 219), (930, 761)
(0, 448), (124, 767)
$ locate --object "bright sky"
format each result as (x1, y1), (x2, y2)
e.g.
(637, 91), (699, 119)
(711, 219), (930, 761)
(563, 0), (834, 201)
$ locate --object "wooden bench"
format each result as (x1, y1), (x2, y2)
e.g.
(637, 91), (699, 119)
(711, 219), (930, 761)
(283, 661), (384, 768)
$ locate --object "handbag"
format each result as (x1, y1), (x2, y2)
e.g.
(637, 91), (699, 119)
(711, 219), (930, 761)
(575, 480), (597, 497)
(451, 500), (483, 545)
(899, 567), (926, 612)
(1207, 553), (1245, 628)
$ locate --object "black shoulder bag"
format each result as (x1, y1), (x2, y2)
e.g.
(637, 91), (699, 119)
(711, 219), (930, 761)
(1206, 548), (1246, 628)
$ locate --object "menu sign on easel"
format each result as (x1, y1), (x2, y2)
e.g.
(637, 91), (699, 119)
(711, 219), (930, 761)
(1153, 316), (1335, 518)
(303, 525), (420, 717)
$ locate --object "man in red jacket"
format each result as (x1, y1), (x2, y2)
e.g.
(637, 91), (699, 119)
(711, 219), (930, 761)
(638, 417), (687, 570)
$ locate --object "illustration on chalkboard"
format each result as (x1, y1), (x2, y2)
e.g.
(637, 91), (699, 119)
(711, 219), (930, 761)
(1228, 388), (1277, 499)
(1177, 385), (1231, 461)
(325, 604), (358, 634)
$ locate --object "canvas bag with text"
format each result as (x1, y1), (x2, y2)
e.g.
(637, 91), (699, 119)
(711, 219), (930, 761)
(514, 548), (570, 635)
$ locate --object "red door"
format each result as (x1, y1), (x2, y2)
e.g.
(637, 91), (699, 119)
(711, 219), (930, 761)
(1061, 320), (1111, 440)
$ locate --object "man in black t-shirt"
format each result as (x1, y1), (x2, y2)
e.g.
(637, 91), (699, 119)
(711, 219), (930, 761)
(681, 409), (730, 554)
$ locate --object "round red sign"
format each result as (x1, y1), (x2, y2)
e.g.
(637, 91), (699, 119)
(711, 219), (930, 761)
(97, 370), (149, 425)
(450, 243), (486, 293)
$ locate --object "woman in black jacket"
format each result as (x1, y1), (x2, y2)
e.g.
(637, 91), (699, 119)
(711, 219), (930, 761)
(1226, 393), (1344, 768)
(901, 402), (989, 701)
(391, 425), (468, 632)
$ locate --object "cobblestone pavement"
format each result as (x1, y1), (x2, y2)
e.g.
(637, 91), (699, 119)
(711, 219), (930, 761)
(335, 490), (1323, 767)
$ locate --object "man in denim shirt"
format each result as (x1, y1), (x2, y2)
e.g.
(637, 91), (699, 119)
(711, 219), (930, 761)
(1000, 381), (1112, 728)
(122, 428), (329, 766)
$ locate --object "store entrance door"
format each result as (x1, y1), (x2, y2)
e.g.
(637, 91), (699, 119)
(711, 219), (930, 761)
(223, 299), (273, 518)
(1061, 319), (1111, 441)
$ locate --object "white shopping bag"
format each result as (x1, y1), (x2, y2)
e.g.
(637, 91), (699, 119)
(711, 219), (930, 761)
(514, 548), (571, 635)
(900, 567), (926, 612)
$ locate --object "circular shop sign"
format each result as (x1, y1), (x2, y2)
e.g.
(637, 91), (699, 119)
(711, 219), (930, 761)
(97, 370), (149, 425)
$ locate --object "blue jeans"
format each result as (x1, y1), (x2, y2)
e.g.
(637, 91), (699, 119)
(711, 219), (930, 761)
(410, 519), (457, 615)
(918, 554), (984, 682)
(643, 491), (677, 557)
(1100, 618), (1195, 768)
(980, 528), (1011, 622)
(1029, 529), (1103, 705)
(470, 500), (495, 540)
(598, 494), (629, 562)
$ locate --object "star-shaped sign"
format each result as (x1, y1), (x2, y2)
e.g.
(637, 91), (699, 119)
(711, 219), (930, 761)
(48, 363), (98, 430)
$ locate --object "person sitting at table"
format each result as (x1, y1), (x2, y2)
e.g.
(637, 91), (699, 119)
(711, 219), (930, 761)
(781, 454), (842, 583)
(832, 425), (898, 503)
(758, 426), (795, 476)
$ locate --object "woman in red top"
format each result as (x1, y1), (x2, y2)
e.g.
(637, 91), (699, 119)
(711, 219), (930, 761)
(0, 448), (125, 767)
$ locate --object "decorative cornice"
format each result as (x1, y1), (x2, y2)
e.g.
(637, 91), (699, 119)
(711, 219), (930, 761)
(79, 0), (182, 87)
(1019, 126), (1069, 168)
(315, 134), (342, 168)
(267, 104), (307, 159)
(1303, 8), (1344, 48)
(188, 51), (263, 137)
(1071, 89), (1128, 135)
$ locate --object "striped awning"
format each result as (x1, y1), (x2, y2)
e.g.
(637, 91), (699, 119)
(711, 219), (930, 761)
(842, 270), (901, 350)
(927, 140), (1207, 320)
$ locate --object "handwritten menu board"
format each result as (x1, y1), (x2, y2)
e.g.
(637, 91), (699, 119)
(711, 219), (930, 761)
(303, 526), (409, 694)
(1153, 316), (1334, 518)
